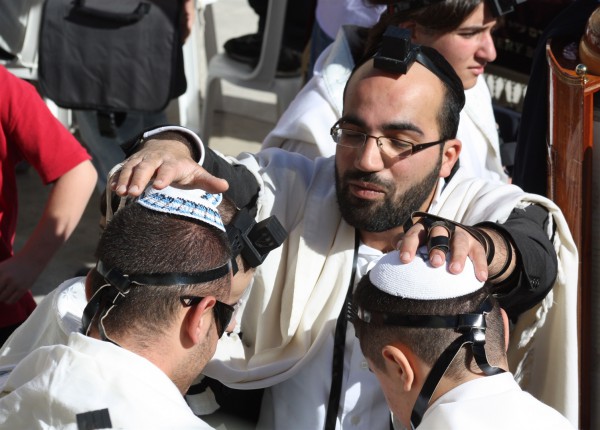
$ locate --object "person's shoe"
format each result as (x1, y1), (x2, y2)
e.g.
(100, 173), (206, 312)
(224, 33), (262, 65)
(275, 46), (302, 78)
(223, 33), (302, 78)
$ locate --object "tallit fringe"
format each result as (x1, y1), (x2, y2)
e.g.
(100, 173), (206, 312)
(513, 348), (531, 384)
(517, 289), (553, 349)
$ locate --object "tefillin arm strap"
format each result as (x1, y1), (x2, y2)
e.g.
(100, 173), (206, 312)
(410, 297), (505, 428)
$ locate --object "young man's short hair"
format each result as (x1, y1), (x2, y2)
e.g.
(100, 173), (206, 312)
(91, 202), (231, 338)
(353, 276), (505, 380)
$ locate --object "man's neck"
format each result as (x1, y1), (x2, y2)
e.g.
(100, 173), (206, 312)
(88, 327), (191, 394)
(428, 372), (484, 405)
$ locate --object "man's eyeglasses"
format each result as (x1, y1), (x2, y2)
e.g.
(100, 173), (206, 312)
(180, 296), (236, 338)
(330, 121), (445, 160)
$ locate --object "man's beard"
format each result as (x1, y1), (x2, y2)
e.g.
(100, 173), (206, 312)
(335, 160), (441, 232)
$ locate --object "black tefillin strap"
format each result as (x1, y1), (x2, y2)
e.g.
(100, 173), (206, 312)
(324, 230), (360, 430)
(355, 296), (503, 428)
(409, 296), (504, 428)
(81, 259), (231, 339)
(404, 211), (497, 267)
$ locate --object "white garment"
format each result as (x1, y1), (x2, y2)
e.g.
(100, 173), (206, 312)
(315, 0), (385, 40)
(418, 373), (574, 429)
(258, 243), (387, 429)
(459, 77), (507, 182)
(0, 332), (212, 429)
(202, 149), (578, 428)
(0, 277), (85, 387)
(0, 277), (223, 419)
(261, 26), (508, 182)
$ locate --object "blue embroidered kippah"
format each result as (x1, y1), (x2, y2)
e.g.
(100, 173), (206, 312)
(136, 186), (225, 232)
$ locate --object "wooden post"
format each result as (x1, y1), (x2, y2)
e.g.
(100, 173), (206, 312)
(547, 37), (600, 430)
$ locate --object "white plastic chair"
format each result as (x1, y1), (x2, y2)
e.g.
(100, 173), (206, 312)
(0, 0), (73, 129)
(200, 0), (303, 144)
(0, 0), (43, 80)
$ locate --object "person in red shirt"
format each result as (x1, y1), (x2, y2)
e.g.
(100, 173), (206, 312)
(0, 66), (97, 344)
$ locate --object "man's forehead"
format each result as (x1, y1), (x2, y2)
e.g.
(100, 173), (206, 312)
(345, 59), (444, 107)
(343, 61), (443, 131)
(354, 57), (442, 85)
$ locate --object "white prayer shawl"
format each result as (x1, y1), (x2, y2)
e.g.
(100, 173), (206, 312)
(417, 372), (574, 429)
(0, 332), (213, 429)
(315, 0), (384, 40)
(460, 77), (508, 183)
(260, 26), (508, 183)
(0, 277), (223, 418)
(0, 277), (85, 384)
(204, 149), (578, 427)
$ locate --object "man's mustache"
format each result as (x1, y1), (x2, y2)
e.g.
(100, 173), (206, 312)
(341, 170), (391, 191)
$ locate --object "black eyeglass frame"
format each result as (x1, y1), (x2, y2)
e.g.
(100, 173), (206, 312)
(180, 295), (236, 338)
(330, 121), (446, 160)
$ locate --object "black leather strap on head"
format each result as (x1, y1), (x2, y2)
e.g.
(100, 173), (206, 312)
(355, 295), (504, 428)
(81, 259), (231, 339)
(96, 259), (231, 287)
(372, 26), (465, 110)
(409, 296), (504, 427)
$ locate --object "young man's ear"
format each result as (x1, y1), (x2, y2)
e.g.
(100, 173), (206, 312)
(439, 139), (462, 178)
(382, 344), (416, 392)
(184, 296), (216, 346)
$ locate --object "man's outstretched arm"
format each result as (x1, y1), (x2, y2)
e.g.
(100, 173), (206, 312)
(113, 128), (261, 212)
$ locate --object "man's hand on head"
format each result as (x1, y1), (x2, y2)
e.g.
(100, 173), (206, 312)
(398, 220), (489, 282)
(111, 138), (229, 197)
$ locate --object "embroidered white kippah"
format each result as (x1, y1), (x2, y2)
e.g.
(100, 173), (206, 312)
(369, 246), (484, 299)
(136, 186), (225, 232)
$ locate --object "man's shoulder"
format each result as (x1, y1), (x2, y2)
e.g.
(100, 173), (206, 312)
(443, 171), (555, 209)
(0, 277), (86, 372)
(439, 171), (521, 203)
(421, 374), (573, 429)
(434, 172), (553, 224)
(1, 336), (211, 428)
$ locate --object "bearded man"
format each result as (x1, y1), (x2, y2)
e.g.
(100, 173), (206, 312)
(110, 30), (577, 429)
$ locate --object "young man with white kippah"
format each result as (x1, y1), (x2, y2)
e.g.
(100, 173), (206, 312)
(352, 247), (574, 429)
(110, 29), (577, 429)
(0, 187), (234, 428)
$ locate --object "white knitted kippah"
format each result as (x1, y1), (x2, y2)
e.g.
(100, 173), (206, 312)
(136, 186), (225, 232)
(369, 246), (484, 300)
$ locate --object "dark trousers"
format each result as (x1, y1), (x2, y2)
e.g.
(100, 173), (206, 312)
(248, 0), (314, 52)
(0, 322), (22, 348)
